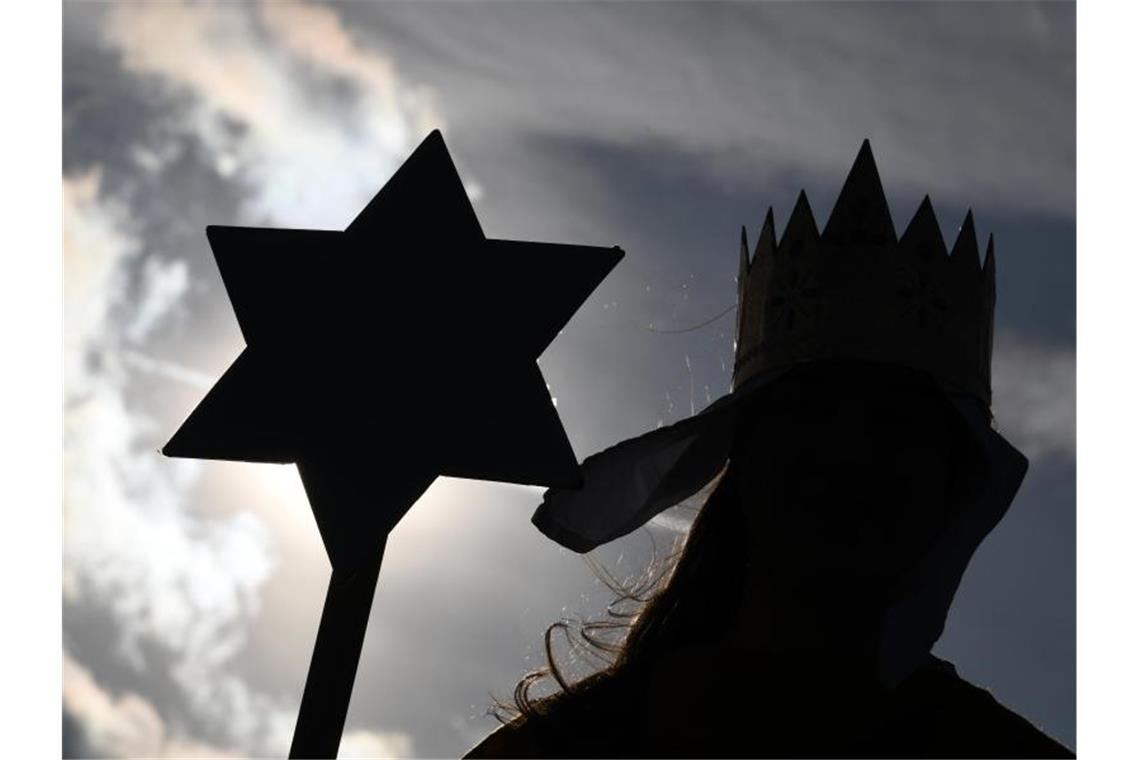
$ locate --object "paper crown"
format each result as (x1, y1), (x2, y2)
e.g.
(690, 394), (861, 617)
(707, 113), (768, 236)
(734, 140), (995, 409)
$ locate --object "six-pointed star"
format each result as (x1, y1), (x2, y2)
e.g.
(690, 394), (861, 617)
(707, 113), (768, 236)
(164, 131), (623, 569)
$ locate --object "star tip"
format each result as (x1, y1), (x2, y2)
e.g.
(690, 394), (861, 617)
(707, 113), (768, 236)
(161, 433), (190, 458)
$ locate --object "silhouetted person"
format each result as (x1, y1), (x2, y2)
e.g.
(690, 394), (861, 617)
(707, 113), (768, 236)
(465, 143), (1073, 758)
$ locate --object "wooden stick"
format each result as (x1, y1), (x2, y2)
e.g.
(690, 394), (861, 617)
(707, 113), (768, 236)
(289, 538), (387, 759)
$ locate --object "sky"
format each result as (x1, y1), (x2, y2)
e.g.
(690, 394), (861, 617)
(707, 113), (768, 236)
(62, 1), (1075, 757)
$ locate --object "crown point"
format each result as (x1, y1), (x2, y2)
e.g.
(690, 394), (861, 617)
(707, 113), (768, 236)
(915, 194), (936, 222)
(778, 191), (819, 253)
(900, 194), (946, 258)
(793, 190), (813, 221)
(822, 141), (896, 247)
(982, 232), (995, 273)
(754, 206), (777, 261)
(950, 210), (980, 272)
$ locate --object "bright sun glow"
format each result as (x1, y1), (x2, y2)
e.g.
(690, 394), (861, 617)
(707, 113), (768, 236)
(251, 463), (311, 520)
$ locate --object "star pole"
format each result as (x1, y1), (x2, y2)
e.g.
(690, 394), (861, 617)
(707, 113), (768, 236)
(289, 539), (386, 758)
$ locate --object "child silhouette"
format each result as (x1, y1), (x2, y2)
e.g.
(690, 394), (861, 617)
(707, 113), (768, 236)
(466, 143), (1072, 759)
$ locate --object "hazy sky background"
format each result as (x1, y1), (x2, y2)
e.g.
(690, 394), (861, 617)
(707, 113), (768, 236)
(62, 2), (1075, 756)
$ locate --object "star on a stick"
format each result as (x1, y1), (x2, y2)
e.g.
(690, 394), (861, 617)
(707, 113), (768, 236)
(164, 130), (623, 571)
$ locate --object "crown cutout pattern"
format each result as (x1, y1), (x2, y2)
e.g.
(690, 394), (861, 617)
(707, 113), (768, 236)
(734, 140), (996, 409)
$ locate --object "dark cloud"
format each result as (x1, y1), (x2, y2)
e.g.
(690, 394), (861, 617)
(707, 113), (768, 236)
(64, 5), (155, 178)
(337, 0), (1074, 215)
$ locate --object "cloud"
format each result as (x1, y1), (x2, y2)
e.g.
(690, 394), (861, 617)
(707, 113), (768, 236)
(64, 168), (286, 753)
(64, 653), (240, 759)
(991, 330), (1075, 459)
(334, 1), (1073, 217)
(62, 166), (131, 396)
(126, 256), (189, 343)
(63, 651), (415, 759)
(101, 0), (442, 229)
(122, 349), (216, 390)
(339, 729), (415, 759)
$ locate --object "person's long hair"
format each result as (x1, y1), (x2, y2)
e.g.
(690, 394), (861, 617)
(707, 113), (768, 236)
(490, 464), (750, 723)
